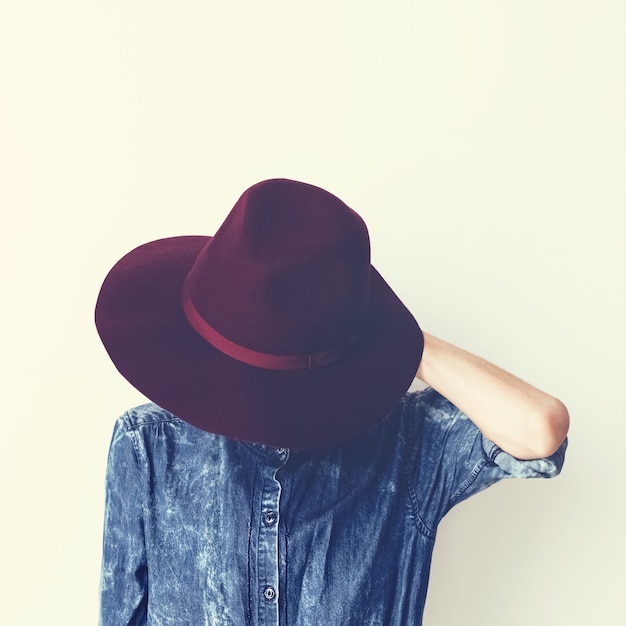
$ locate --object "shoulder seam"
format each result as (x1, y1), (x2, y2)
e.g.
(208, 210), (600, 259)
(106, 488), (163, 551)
(124, 414), (182, 431)
(120, 405), (183, 430)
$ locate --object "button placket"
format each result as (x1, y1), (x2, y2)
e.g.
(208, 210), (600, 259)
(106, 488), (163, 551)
(256, 455), (283, 623)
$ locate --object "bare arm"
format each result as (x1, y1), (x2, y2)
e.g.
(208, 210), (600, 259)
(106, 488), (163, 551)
(415, 332), (569, 460)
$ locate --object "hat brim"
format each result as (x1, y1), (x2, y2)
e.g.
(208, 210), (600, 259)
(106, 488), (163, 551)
(96, 235), (423, 448)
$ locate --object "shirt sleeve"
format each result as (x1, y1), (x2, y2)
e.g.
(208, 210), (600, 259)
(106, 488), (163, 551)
(99, 415), (149, 626)
(406, 388), (568, 530)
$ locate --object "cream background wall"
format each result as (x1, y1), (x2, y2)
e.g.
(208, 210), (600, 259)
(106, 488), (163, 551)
(1, 2), (624, 624)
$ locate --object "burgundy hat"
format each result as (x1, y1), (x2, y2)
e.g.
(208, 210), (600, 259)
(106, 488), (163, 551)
(95, 178), (423, 448)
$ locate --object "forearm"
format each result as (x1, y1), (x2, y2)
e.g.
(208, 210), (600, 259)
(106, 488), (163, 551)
(416, 332), (569, 460)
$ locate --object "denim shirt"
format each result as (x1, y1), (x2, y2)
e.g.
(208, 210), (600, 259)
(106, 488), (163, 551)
(100, 387), (567, 625)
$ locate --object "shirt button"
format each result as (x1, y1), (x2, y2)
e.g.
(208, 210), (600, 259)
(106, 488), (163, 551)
(263, 586), (276, 601)
(264, 510), (277, 526)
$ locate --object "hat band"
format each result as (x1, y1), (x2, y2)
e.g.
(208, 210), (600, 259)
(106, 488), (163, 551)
(182, 279), (360, 371)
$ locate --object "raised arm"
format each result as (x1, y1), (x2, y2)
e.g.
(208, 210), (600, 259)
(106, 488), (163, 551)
(415, 332), (569, 460)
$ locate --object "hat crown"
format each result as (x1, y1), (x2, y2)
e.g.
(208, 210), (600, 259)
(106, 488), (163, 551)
(186, 179), (371, 356)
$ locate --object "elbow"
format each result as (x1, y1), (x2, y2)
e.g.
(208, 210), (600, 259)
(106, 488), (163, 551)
(528, 397), (570, 459)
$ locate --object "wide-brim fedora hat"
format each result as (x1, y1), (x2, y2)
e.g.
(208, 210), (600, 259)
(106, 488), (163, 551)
(95, 178), (424, 448)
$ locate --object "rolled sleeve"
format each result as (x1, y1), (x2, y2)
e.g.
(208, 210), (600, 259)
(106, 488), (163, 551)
(406, 388), (568, 528)
(482, 435), (568, 479)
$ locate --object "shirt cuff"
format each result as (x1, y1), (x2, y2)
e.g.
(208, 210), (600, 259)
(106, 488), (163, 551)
(482, 436), (568, 479)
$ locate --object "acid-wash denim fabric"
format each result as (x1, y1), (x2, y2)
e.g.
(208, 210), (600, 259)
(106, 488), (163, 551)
(100, 387), (567, 626)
